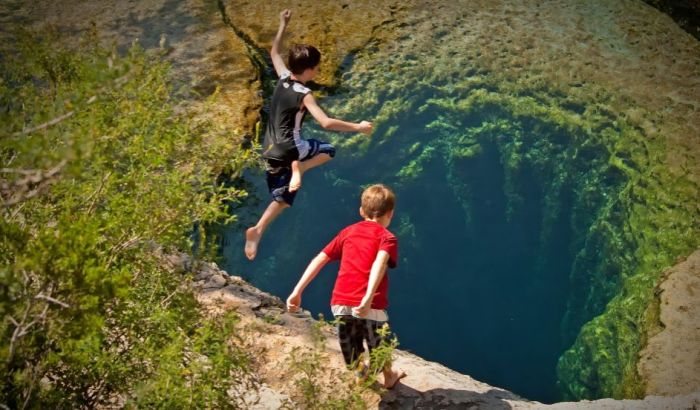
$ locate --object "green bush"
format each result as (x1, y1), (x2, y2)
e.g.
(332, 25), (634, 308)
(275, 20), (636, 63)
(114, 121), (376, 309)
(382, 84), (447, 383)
(0, 28), (258, 408)
(282, 317), (399, 409)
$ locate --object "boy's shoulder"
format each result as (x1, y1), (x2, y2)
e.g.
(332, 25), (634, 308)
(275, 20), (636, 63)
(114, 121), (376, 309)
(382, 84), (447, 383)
(276, 69), (311, 95)
(342, 220), (396, 240)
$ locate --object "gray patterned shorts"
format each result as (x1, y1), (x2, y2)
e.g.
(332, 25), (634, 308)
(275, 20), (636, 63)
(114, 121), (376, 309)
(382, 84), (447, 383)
(335, 315), (394, 366)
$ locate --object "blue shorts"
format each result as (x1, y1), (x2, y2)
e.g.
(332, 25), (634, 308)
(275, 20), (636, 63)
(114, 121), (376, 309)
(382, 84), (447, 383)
(266, 139), (335, 206)
(301, 139), (336, 162)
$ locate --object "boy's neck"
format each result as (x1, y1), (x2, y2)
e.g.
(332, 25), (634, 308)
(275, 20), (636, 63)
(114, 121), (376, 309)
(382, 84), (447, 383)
(290, 73), (309, 84)
(364, 216), (390, 228)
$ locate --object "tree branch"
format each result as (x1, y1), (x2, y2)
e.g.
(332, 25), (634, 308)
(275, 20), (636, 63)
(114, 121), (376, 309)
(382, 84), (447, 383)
(106, 234), (142, 267)
(8, 299), (34, 363)
(35, 293), (70, 309)
(12, 111), (75, 137)
(1, 160), (67, 207)
(12, 95), (98, 137)
(85, 171), (112, 215)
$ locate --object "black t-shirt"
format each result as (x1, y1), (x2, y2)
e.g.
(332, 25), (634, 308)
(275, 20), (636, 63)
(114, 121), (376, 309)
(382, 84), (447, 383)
(262, 70), (312, 167)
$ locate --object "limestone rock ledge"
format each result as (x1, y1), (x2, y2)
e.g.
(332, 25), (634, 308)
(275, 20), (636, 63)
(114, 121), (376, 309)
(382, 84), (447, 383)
(639, 248), (700, 397)
(183, 253), (700, 409)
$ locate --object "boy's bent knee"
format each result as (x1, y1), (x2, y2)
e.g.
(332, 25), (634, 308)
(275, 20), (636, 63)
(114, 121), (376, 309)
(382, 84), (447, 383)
(322, 144), (336, 158)
(306, 138), (335, 159)
(319, 152), (334, 162)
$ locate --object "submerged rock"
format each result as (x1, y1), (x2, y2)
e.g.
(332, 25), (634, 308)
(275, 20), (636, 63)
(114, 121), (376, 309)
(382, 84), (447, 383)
(1, 0), (263, 141)
(8, 0), (699, 403)
(225, 0), (700, 401)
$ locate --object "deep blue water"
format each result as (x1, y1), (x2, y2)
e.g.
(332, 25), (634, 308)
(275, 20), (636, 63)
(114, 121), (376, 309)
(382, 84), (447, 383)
(219, 105), (577, 403)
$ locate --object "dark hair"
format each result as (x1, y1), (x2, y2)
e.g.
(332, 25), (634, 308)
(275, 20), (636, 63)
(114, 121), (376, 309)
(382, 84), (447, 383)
(288, 44), (321, 75)
(361, 184), (395, 219)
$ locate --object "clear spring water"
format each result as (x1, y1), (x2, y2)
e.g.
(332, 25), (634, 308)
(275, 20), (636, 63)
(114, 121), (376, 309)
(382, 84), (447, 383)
(214, 3), (667, 402)
(218, 96), (622, 403)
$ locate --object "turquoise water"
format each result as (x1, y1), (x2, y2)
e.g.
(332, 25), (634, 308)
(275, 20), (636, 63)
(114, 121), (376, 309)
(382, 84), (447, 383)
(216, 4), (644, 402)
(219, 92), (622, 403)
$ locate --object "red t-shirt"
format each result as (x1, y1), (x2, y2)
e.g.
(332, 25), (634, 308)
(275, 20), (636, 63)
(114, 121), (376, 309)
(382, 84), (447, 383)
(322, 220), (398, 310)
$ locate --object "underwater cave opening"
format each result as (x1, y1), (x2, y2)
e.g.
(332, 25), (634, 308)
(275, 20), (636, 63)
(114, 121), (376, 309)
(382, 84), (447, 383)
(218, 98), (625, 404)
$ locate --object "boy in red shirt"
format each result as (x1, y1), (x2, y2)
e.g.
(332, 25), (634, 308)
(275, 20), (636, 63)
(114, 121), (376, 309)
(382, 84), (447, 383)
(286, 184), (406, 388)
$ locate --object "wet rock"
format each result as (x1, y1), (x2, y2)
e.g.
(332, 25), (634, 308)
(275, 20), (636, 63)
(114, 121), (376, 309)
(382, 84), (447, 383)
(228, 0), (700, 401)
(10, 0), (700, 405)
(2, 0), (263, 143)
(222, 0), (400, 90)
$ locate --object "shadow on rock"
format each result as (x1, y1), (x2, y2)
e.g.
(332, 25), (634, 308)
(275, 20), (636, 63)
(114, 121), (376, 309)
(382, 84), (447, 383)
(380, 385), (520, 410)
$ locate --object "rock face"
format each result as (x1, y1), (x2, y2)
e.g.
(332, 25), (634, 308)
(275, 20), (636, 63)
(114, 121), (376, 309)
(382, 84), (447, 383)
(7, 0), (699, 404)
(639, 249), (700, 396)
(191, 255), (700, 409)
(224, 0), (700, 400)
(0, 0), (262, 139)
(220, 0), (401, 91)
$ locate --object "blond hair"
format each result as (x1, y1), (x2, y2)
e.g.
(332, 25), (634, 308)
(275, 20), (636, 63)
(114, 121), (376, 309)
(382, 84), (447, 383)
(361, 184), (395, 219)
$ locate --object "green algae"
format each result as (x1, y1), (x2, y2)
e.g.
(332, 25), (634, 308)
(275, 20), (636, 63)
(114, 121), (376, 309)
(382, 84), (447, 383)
(227, 0), (700, 400)
(306, 40), (699, 401)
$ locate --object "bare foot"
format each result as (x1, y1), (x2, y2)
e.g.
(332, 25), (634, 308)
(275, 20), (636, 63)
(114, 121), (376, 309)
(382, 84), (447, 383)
(289, 169), (302, 192)
(244, 227), (261, 260)
(382, 369), (406, 389)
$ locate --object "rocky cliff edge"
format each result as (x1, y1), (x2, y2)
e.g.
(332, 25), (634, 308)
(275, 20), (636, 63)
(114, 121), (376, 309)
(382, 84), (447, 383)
(161, 248), (699, 409)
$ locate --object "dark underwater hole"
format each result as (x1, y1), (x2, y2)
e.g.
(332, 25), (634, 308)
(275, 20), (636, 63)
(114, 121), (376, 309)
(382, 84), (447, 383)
(218, 100), (628, 404)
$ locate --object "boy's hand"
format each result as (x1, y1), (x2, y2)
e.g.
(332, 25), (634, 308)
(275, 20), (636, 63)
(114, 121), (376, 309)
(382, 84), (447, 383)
(352, 296), (372, 318)
(356, 121), (373, 135)
(280, 9), (291, 26)
(352, 304), (370, 318)
(287, 292), (301, 313)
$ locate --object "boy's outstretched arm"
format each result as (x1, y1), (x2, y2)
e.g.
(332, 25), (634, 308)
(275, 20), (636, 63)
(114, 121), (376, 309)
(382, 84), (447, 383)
(303, 93), (373, 135)
(271, 9), (291, 77)
(353, 250), (390, 318)
(287, 252), (331, 312)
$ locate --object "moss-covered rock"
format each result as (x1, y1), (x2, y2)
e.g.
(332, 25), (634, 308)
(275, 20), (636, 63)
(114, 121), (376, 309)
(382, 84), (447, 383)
(227, 0), (699, 400)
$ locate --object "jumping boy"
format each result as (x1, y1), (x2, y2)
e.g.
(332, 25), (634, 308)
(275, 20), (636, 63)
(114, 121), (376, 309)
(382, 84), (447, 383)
(244, 9), (373, 260)
(286, 184), (406, 389)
